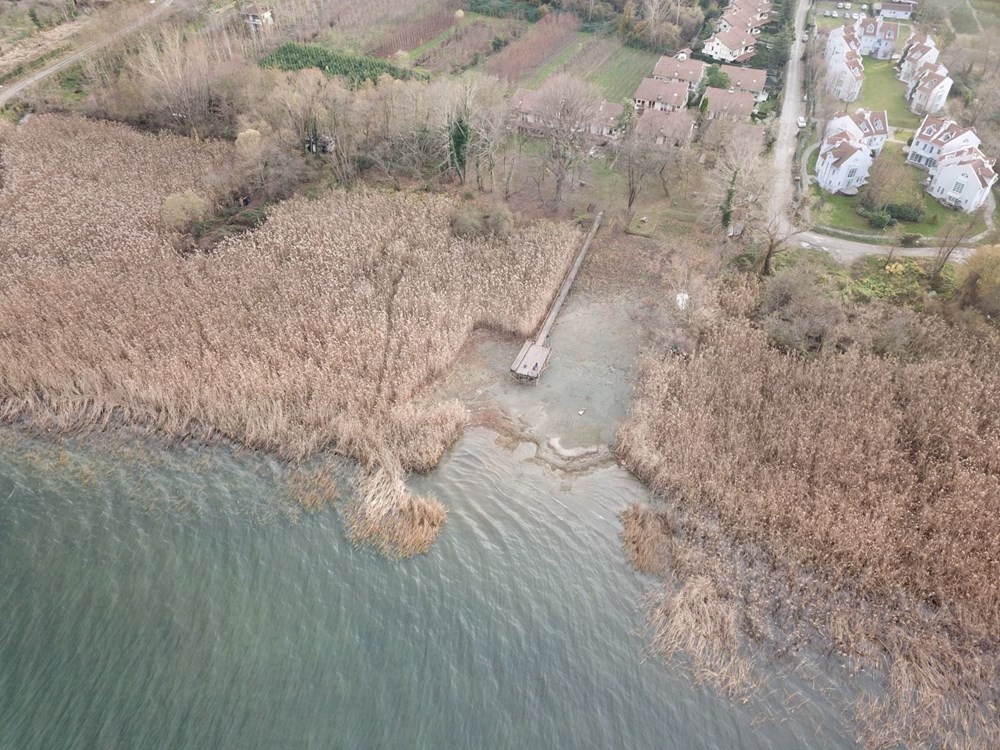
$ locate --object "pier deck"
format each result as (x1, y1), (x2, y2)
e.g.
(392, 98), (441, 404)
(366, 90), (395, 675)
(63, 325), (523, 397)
(510, 212), (603, 383)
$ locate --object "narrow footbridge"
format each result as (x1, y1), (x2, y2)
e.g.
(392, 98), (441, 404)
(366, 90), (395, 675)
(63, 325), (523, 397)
(511, 211), (604, 383)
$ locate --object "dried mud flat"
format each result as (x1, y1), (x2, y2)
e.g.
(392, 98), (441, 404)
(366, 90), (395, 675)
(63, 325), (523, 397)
(428, 229), (674, 472)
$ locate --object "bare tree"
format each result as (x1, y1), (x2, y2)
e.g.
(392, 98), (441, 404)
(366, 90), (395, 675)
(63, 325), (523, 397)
(701, 129), (771, 236)
(613, 130), (656, 213)
(862, 153), (914, 212)
(755, 215), (804, 276)
(930, 209), (982, 285)
(535, 74), (602, 205)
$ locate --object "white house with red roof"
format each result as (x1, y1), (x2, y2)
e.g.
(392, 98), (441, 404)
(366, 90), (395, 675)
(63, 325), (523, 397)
(702, 28), (757, 63)
(815, 109), (890, 194)
(906, 62), (952, 115)
(898, 33), (939, 84)
(876, 1), (917, 20)
(825, 22), (860, 61)
(857, 16), (899, 60)
(827, 50), (865, 102)
(906, 115), (997, 211)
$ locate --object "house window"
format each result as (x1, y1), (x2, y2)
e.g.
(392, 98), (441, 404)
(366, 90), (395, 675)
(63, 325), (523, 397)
(848, 168), (858, 179)
(953, 182), (965, 194)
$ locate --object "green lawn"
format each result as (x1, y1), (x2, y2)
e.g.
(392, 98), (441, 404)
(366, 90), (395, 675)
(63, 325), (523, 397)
(858, 60), (921, 130)
(950, 4), (980, 34)
(527, 32), (658, 102)
(812, 182), (986, 240)
(970, 0), (1000, 31)
(810, 144), (989, 240)
(587, 44), (661, 102)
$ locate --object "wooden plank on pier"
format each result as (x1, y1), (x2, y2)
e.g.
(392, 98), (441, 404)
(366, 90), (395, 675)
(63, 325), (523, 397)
(534, 212), (603, 347)
(509, 211), (603, 382)
(510, 340), (550, 381)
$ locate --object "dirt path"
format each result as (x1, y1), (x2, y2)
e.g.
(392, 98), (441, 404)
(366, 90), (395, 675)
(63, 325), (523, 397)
(0, 18), (89, 76)
(0, 0), (179, 108)
(965, 0), (985, 33)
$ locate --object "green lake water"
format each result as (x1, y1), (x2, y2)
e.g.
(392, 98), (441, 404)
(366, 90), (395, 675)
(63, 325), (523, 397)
(0, 428), (857, 749)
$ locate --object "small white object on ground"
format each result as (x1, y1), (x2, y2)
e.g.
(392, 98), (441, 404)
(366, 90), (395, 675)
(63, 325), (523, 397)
(578, 410), (586, 415)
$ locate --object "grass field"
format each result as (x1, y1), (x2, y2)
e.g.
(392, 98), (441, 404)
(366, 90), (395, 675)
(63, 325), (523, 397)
(969, 0), (1000, 31)
(526, 32), (659, 102)
(950, 3), (981, 34)
(858, 60), (921, 130)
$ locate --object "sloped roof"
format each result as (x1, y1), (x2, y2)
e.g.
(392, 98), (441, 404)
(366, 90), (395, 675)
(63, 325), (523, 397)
(720, 64), (765, 92)
(850, 108), (889, 137)
(703, 87), (756, 120)
(827, 139), (864, 168)
(511, 88), (546, 116)
(635, 108), (694, 145)
(587, 100), (624, 130)
(634, 78), (689, 108)
(652, 55), (706, 84)
(712, 28), (756, 52)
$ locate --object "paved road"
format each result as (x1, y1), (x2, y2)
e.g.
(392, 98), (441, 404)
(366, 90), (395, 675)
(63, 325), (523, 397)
(0, 0), (178, 108)
(767, 0), (810, 234)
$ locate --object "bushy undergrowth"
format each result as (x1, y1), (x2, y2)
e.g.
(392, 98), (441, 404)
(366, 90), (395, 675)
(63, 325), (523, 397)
(260, 43), (419, 88)
(0, 115), (581, 555)
(617, 280), (1000, 748)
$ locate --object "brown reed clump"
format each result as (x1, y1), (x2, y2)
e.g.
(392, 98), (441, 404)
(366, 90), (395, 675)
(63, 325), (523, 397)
(0, 115), (581, 553)
(285, 465), (341, 512)
(619, 503), (671, 576)
(343, 463), (447, 557)
(616, 309), (1000, 748)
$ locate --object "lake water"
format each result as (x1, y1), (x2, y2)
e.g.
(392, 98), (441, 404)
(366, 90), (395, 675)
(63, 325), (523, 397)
(0, 428), (857, 749)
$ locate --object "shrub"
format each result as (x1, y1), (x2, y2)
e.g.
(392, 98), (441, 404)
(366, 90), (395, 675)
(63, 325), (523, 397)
(899, 232), (922, 247)
(858, 205), (894, 228)
(886, 202), (924, 222)
(161, 191), (210, 232)
(450, 201), (514, 239)
(260, 43), (420, 88)
(0, 116), (583, 554)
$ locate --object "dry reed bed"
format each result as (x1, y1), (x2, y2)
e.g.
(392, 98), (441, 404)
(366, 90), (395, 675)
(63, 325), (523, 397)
(0, 114), (582, 555)
(0, 115), (232, 269)
(617, 306), (1000, 748)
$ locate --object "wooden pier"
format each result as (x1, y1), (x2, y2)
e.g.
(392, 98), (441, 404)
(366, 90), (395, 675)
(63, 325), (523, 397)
(511, 211), (604, 383)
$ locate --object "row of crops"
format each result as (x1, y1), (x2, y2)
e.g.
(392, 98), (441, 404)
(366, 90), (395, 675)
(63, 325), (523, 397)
(260, 43), (423, 88)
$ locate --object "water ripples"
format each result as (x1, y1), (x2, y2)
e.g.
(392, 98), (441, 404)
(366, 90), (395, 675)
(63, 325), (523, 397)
(0, 428), (857, 749)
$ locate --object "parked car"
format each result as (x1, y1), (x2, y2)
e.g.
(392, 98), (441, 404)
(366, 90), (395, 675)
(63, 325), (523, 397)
(802, 33), (809, 42)
(845, 2), (852, 8)
(824, 9), (831, 16)
(832, 10), (839, 17)
(797, 116), (808, 129)
(852, 12), (860, 18)
(861, 3), (868, 9)
(837, 2), (844, 7)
